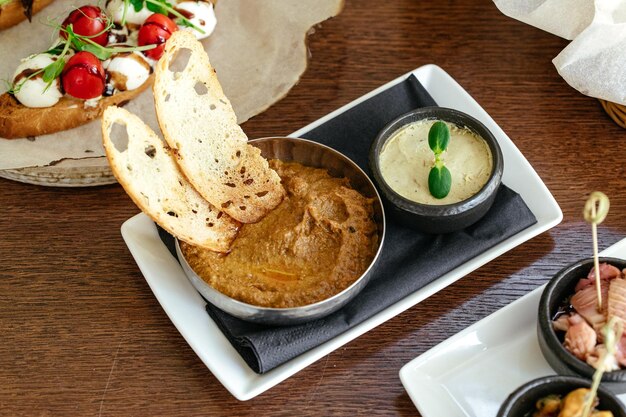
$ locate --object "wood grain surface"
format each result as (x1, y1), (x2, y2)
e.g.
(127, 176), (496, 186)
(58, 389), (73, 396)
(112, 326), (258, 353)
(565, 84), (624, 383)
(2, 0), (626, 415)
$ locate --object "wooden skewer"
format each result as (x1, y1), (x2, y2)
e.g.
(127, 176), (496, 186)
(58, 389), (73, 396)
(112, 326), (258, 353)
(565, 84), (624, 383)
(583, 192), (610, 312)
(591, 202), (601, 311)
(581, 318), (623, 417)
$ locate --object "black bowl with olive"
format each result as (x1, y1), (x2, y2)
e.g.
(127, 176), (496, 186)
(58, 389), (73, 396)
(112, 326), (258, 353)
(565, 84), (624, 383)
(497, 375), (626, 417)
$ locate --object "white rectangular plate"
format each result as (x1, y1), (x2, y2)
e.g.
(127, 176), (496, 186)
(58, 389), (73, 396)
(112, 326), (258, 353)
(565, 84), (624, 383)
(399, 238), (626, 416)
(121, 64), (562, 401)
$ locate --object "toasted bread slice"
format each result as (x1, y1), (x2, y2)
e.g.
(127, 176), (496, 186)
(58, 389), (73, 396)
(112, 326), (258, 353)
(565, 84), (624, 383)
(0, 74), (154, 139)
(0, 0), (54, 30)
(153, 31), (285, 223)
(102, 105), (239, 252)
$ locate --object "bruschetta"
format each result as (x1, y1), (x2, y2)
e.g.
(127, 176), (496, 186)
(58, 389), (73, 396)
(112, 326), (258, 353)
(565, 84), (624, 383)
(0, 0), (217, 139)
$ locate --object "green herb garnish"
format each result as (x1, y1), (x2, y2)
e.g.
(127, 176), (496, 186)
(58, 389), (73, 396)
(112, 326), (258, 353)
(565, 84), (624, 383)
(123, 0), (206, 34)
(427, 121), (452, 199)
(41, 41), (70, 84)
(60, 23), (157, 58)
(9, 13), (157, 96)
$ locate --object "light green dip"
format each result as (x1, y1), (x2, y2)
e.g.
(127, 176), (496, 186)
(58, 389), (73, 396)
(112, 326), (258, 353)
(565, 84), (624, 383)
(379, 120), (493, 205)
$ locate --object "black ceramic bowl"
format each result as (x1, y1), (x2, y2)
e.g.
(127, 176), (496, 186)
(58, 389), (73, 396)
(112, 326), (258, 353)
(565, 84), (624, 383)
(369, 107), (503, 234)
(497, 375), (626, 417)
(538, 257), (626, 393)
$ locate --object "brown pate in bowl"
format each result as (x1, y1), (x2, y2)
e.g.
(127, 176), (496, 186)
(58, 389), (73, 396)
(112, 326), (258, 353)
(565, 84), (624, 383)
(180, 159), (379, 308)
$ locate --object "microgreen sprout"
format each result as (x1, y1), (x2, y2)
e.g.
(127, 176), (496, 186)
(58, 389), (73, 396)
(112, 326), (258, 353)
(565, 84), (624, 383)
(124, 0), (206, 34)
(427, 121), (452, 199)
(58, 22), (156, 61)
(120, 0), (129, 26)
(9, 11), (157, 96)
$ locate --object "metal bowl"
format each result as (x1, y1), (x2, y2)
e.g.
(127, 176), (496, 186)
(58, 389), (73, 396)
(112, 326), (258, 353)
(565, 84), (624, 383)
(176, 137), (386, 326)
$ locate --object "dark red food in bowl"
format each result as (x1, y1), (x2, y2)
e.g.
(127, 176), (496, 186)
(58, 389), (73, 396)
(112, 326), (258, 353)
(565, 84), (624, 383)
(537, 257), (626, 394)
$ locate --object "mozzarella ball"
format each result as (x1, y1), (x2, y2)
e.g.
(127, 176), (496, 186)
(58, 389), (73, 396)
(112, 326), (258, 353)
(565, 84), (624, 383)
(104, 50), (152, 91)
(176, 1), (217, 40)
(12, 54), (63, 108)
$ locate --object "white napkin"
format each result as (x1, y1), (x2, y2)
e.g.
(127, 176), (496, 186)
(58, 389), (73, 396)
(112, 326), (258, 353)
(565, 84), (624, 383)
(494, 0), (626, 105)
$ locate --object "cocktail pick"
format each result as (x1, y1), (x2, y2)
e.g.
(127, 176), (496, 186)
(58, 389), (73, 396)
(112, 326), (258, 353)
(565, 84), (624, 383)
(581, 317), (623, 417)
(582, 191), (610, 312)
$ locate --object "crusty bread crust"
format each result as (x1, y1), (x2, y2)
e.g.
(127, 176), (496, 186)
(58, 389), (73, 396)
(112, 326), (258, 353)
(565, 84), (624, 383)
(0, 74), (153, 139)
(0, 0), (55, 30)
(154, 31), (285, 224)
(102, 105), (239, 251)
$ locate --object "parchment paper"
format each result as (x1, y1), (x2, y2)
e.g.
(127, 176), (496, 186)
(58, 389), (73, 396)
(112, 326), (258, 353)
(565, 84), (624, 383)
(493, 0), (626, 106)
(493, 0), (594, 40)
(0, 0), (343, 179)
(553, 1), (626, 106)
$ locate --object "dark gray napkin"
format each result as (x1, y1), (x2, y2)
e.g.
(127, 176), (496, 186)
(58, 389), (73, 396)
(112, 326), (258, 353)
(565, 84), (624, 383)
(158, 75), (537, 374)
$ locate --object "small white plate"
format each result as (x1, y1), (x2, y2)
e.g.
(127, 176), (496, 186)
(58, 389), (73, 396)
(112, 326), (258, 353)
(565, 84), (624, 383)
(399, 238), (626, 416)
(121, 64), (562, 401)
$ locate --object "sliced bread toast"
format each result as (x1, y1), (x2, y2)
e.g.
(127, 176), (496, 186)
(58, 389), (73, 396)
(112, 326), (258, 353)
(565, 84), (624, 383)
(0, 74), (153, 139)
(102, 105), (239, 252)
(153, 31), (285, 224)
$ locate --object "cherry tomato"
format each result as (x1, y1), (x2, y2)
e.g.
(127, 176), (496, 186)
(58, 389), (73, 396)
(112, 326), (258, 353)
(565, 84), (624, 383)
(138, 13), (178, 60)
(61, 5), (109, 47)
(61, 51), (106, 100)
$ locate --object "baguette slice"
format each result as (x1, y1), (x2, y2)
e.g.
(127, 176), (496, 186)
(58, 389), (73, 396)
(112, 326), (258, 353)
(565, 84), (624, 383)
(0, 0), (54, 30)
(153, 31), (285, 223)
(0, 74), (153, 139)
(102, 105), (239, 252)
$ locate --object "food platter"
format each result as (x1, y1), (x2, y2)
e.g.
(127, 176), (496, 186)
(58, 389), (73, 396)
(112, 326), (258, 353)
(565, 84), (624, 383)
(120, 64), (562, 400)
(399, 238), (626, 417)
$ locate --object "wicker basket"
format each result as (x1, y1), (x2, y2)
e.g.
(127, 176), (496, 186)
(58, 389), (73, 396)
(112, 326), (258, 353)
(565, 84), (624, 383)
(600, 100), (626, 129)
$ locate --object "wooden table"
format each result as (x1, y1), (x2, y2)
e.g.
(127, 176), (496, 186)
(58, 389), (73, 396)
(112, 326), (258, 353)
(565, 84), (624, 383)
(2, 0), (625, 415)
